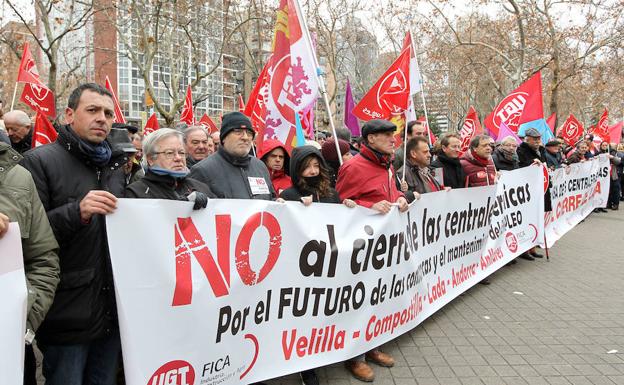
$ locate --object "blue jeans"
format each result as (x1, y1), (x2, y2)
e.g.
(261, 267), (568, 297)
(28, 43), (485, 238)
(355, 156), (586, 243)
(39, 331), (121, 385)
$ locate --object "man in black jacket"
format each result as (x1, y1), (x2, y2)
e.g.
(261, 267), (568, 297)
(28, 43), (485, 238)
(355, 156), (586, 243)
(21, 83), (126, 385)
(515, 127), (550, 259)
(430, 133), (466, 188)
(190, 112), (276, 200)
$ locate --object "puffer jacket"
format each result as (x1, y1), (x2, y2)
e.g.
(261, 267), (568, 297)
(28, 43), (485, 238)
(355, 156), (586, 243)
(0, 142), (59, 331)
(460, 149), (497, 187)
(20, 124), (127, 344)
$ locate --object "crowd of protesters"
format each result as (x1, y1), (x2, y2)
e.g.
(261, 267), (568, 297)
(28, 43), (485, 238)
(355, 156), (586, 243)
(0, 83), (622, 385)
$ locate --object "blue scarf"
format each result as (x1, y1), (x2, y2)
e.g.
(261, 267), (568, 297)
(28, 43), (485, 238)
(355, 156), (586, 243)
(77, 137), (112, 166)
(150, 166), (189, 179)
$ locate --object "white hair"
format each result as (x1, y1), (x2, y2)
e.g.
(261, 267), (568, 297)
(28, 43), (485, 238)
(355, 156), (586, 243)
(4, 110), (31, 127)
(141, 128), (183, 169)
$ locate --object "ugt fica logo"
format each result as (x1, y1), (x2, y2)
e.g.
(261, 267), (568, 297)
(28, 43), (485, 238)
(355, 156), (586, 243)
(505, 231), (518, 253)
(148, 360), (195, 385)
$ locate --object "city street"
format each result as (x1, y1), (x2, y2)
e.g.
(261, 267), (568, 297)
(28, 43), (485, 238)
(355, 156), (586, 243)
(269, 209), (624, 385)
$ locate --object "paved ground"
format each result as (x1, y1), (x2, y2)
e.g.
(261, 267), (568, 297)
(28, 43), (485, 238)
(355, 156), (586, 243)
(268, 209), (624, 385)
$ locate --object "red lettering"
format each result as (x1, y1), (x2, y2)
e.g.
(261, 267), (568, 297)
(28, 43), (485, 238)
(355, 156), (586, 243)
(173, 216), (231, 306)
(235, 212), (282, 285)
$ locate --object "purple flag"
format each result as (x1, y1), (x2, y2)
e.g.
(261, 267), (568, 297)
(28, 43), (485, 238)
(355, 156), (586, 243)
(498, 121), (522, 145)
(344, 78), (360, 136)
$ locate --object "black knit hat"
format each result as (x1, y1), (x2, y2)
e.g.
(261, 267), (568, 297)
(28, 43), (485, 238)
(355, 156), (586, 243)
(220, 112), (254, 142)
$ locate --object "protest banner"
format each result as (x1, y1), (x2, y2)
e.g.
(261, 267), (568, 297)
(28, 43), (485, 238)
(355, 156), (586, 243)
(0, 223), (27, 385)
(545, 154), (610, 246)
(107, 166), (546, 385)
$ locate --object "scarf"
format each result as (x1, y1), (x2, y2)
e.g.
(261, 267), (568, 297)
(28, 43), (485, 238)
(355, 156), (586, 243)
(70, 130), (112, 166)
(417, 165), (439, 192)
(499, 147), (517, 162)
(219, 147), (250, 168)
(150, 166), (189, 179)
(363, 145), (392, 169)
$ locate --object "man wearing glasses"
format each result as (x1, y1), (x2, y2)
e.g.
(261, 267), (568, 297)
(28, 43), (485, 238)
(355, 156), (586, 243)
(190, 111), (276, 200)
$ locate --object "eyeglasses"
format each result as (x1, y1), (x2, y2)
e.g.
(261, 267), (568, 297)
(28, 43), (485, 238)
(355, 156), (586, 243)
(154, 150), (186, 159)
(231, 128), (255, 138)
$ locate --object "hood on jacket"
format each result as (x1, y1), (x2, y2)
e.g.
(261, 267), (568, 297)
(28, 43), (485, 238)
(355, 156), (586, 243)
(289, 145), (329, 186)
(258, 138), (290, 175)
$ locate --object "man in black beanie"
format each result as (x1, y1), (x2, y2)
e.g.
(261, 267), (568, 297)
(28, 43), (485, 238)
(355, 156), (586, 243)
(189, 111), (276, 200)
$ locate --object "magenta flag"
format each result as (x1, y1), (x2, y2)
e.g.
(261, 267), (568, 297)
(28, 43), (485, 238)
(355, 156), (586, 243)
(498, 121), (522, 145)
(344, 78), (360, 136)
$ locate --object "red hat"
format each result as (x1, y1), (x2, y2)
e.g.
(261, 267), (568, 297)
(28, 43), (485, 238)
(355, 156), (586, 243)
(321, 139), (350, 162)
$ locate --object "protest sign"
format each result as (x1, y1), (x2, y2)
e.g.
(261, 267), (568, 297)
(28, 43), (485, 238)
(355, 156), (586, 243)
(0, 223), (27, 385)
(107, 166), (546, 385)
(545, 154), (610, 246)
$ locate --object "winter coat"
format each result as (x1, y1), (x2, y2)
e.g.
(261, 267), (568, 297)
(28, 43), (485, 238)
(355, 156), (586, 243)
(492, 148), (519, 171)
(336, 145), (404, 208)
(544, 150), (563, 170)
(397, 160), (442, 203)
(125, 169), (216, 200)
(517, 142), (546, 168)
(0, 129), (9, 145)
(0, 142), (59, 332)
(430, 153), (466, 189)
(20, 124), (127, 345)
(280, 145), (341, 203)
(258, 139), (292, 195)
(460, 149), (497, 187)
(189, 147), (276, 200)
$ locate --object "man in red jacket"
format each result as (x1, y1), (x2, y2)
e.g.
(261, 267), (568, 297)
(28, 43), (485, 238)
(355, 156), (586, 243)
(460, 134), (497, 187)
(258, 139), (292, 196)
(336, 119), (408, 382)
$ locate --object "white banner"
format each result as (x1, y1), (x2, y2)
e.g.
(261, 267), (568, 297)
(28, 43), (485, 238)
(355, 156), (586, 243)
(545, 155), (610, 246)
(0, 223), (27, 385)
(107, 166), (546, 385)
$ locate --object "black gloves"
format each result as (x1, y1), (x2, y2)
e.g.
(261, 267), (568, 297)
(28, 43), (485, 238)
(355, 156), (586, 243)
(187, 191), (209, 210)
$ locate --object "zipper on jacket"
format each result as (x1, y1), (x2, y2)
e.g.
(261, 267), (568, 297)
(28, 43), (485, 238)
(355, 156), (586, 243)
(97, 169), (101, 182)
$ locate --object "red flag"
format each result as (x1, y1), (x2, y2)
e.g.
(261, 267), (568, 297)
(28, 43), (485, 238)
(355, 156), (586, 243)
(591, 109), (609, 139)
(143, 113), (160, 136)
(104, 76), (126, 124)
(17, 42), (42, 85)
(546, 113), (556, 132)
(199, 113), (218, 134)
(484, 72), (543, 137)
(353, 46), (411, 121)
(32, 110), (58, 148)
(558, 114), (584, 147)
(20, 82), (56, 118)
(238, 94), (245, 113)
(609, 122), (623, 144)
(179, 86), (195, 125)
(459, 106), (483, 156)
(245, 60), (271, 148)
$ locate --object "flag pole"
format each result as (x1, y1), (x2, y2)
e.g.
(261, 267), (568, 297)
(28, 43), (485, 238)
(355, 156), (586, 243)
(409, 29), (432, 147)
(10, 82), (19, 110)
(292, 0), (343, 166)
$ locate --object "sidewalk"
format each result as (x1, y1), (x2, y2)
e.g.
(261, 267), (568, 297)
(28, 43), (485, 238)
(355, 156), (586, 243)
(269, 209), (624, 385)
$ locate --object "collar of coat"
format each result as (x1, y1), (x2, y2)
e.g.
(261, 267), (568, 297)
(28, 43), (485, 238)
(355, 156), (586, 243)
(360, 144), (392, 169)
